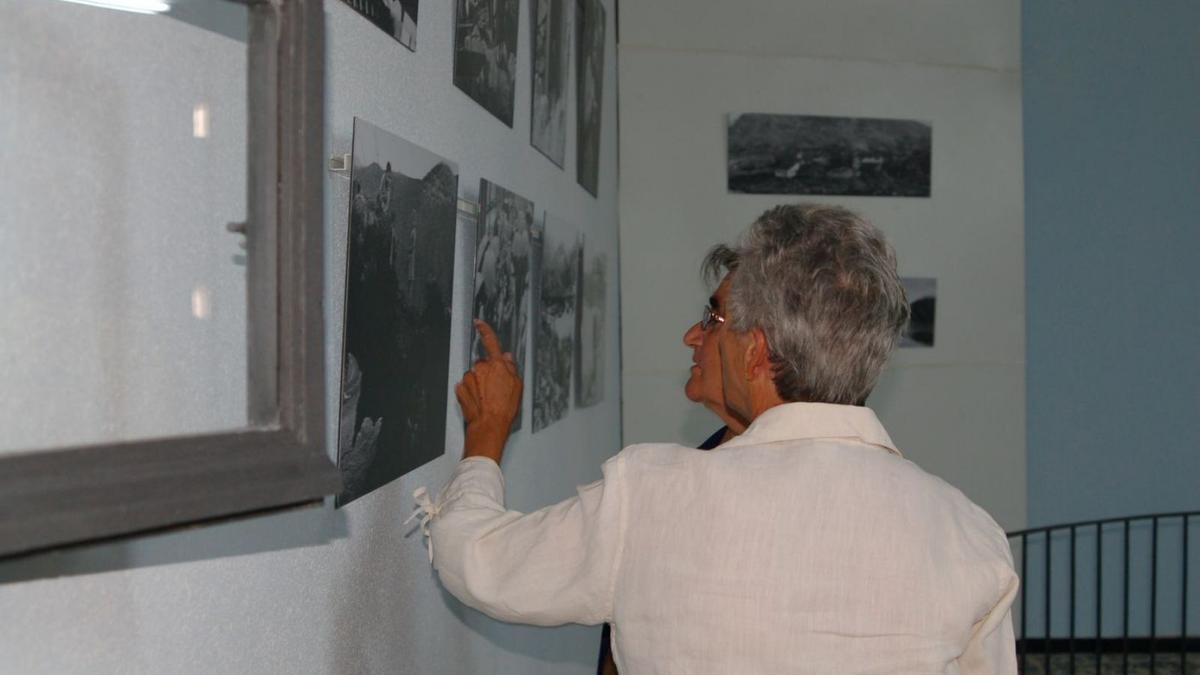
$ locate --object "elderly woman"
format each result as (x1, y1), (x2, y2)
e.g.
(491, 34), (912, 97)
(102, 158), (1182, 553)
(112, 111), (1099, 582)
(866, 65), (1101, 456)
(420, 204), (1017, 674)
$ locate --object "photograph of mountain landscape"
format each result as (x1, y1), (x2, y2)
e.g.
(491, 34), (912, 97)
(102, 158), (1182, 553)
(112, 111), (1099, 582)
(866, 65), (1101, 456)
(338, 0), (418, 51)
(728, 113), (932, 197)
(574, 241), (605, 407)
(531, 214), (579, 432)
(531, 0), (570, 167)
(337, 118), (458, 506)
(899, 277), (937, 348)
(575, 0), (605, 196)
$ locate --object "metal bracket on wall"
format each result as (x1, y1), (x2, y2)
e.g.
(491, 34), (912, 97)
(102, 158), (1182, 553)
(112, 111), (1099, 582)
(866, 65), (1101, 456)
(456, 198), (478, 217)
(328, 153), (352, 176)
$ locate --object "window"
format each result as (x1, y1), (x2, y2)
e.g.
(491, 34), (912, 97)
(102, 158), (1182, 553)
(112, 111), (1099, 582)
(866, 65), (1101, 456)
(0, 0), (339, 558)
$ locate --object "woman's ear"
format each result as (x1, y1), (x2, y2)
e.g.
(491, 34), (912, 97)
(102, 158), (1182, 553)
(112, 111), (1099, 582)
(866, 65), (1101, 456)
(744, 328), (773, 379)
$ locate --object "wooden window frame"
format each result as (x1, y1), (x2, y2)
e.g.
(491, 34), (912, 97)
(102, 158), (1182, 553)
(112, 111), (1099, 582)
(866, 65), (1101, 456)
(0, 0), (340, 559)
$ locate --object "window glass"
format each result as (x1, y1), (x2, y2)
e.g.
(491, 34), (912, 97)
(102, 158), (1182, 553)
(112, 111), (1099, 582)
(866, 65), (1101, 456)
(0, 0), (250, 454)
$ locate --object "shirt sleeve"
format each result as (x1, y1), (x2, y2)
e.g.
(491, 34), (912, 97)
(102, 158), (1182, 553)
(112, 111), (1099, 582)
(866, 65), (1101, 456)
(427, 455), (627, 627)
(958, 566), (1019, 674)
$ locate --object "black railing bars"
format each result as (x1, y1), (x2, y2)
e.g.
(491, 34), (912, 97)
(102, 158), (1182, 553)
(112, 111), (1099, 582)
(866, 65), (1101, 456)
(1008, 511), (1199, 675)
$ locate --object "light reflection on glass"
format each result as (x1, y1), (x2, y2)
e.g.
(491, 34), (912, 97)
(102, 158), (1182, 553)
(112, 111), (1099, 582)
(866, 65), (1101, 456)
(193, 103), (210, 138)
(191, 286), (212, 320)
(57, 0), (170, 15)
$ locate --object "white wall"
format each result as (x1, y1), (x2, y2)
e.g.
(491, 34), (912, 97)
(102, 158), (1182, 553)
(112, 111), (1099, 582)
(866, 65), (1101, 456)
(0, 0), (621, 673)
(619, 0), (1026, 530)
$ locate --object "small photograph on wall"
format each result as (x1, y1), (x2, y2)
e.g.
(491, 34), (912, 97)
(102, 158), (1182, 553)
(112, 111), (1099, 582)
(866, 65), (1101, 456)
(531, 213), (579, 432)
(472, 178), (533, 430)
(727, 113), (932, 197)
(337, 118), (458, 506)
(530, 0), (571, 168)
(338, 0), (418, 51)
(575, 0), (605, 196)
(899, 277), (937, 348)
(574, 241), (606, 407)
(454, 0), (520, 127)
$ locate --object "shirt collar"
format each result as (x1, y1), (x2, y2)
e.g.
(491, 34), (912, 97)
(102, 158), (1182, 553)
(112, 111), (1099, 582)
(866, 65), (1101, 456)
(719, 402), (902, 457)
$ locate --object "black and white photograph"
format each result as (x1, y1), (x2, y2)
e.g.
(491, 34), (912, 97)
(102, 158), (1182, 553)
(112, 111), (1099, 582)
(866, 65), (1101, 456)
(530, 0), (571, 167)
(575, 0), (605, 196)
(454, 0), (520, 127)
(900, 277), (937, 348)
(727, 113), (932, 197)
(574, 242), (606, 407)
(531, 214), (579, 432)
(472, 178), (534, 430)
(337, 118), (459, 506)
(339, 0), (418, 51)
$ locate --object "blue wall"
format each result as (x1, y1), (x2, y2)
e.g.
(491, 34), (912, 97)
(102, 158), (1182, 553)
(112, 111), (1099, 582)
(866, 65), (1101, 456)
(1025, 0), (1200, 528)
(1022, 0), (1200, 640)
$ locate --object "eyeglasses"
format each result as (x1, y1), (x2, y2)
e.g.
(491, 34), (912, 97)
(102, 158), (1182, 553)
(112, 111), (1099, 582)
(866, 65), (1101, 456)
(700, 305), (726, 331)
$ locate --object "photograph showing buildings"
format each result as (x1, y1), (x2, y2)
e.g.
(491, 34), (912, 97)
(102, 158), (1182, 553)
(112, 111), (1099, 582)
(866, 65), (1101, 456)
(727, 113), (932, 197)
(574, 0), (605, 196)
(531, 0), (571, 167)
(338, 0), (418, 51)
(900, 277), (937, 348)
(531, 214), (579, 432)
(574, 243), (605, 407)
(337, 119), (458, 506)
(472, 179), (534, 430)
(454, 0), (520, 127)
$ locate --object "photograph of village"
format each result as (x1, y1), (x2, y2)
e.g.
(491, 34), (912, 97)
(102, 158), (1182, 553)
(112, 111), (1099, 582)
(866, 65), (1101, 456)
(727, 113), (932, 197)
(472, 178), (534, 431)
(454, 0), (520, 126)
(337, 119), (459, 506)
(531, 214), (579, 432)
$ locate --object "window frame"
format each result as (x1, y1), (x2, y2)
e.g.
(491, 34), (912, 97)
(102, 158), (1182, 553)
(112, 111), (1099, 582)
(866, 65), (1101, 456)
(0, 0), (340, 559)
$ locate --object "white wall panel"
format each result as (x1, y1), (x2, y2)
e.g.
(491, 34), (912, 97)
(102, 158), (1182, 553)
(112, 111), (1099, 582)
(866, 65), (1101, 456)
(619, 1), (1025, 531)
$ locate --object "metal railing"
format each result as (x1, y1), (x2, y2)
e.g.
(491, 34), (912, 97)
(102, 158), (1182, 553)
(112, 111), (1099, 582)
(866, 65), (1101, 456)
(1009, 511), (1199, 674)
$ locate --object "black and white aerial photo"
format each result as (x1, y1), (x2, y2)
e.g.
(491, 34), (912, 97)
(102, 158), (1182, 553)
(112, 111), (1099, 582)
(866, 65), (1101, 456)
(472, 179), (533, 430)
(727, 113), (932, 197)
(899, 277), (937, 348)
(530, 0), (571, 167)
(337, 118), (458, 506)
(339, 0), (418, 51)
(575, 0), (605, 196)
(454, 0), (520, 127)
(574, 242), (606, 407)
(531, 214), (579, 432)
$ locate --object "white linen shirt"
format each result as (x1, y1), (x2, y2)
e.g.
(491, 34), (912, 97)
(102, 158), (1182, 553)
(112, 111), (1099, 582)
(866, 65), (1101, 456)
(425, 402), (1018, 674)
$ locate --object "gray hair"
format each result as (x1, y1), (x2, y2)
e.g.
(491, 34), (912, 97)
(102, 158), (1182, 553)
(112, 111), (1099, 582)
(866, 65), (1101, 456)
(703, 204), (909, 405)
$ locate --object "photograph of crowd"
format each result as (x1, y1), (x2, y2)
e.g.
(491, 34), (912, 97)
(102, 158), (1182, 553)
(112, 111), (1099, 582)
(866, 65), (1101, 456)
(728, 113), (932, 197)
(339, 0), (418, 51)
(454, 0), (520, 126)
(530, 0), (571, 167)
(575, 0), (605, 196)
(574, 243), (606, 407)
(531, 214), (579, 432)
(337, 119), (459, 506)
(899, 277), (937, 348)
(472, 179), (534, 430)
